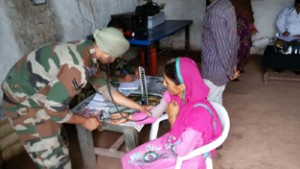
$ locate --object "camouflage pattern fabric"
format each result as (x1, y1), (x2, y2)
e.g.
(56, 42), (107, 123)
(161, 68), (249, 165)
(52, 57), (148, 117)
(1, 40), (116, 168)
(2, 100), (71, 169)
(24, 130), (71, 169)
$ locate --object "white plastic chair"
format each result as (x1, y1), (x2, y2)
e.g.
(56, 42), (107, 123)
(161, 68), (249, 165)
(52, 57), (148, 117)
(149, 102), (230, 169)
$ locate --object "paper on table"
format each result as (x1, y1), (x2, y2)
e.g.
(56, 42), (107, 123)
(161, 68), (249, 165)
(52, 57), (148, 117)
(118, 79), (140, 90)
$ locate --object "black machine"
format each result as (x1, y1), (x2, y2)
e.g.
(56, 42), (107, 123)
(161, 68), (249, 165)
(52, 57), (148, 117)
(110, 0), (162, 38)
(135, 0), (161, 17)
(110, 12), (147, 38)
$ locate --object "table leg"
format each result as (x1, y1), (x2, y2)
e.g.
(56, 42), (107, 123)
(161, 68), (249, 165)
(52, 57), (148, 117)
(142, 46), (157, 76)
(149, 47), (157, 76)
(263, 70), (269, 84)
(184, 25), (190, 56)
(76, 125), (96, 169)
(123, 128), (138, 151)
(140, 50), (145, 67)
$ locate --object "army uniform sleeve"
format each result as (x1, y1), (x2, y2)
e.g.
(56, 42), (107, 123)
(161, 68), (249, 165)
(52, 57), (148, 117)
(45, 64), (87, 123)
(88, 69), (117, 100)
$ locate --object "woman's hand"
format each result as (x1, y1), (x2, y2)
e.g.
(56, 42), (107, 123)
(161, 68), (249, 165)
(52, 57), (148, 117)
(82, 117), (101, 131)
(166, 100), (180, 128)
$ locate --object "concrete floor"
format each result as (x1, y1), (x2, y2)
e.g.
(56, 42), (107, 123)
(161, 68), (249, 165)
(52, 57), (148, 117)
(3, 52), (300, 169)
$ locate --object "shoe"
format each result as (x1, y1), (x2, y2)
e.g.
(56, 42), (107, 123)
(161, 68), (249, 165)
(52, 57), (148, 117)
(237, 66), (245, 73)
(273, 69), (283, 73)
(232, 78), (239, 82)
(293, 70), (300, 75)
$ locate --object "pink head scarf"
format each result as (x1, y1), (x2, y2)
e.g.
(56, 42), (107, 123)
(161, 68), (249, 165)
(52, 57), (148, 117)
(168, 57), (222, 144)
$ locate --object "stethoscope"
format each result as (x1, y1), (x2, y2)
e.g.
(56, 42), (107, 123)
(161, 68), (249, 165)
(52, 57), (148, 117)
(102, 63), (151, 122)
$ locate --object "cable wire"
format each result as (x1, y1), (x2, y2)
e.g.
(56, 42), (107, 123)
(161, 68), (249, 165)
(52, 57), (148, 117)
(104, 64), (150, 122)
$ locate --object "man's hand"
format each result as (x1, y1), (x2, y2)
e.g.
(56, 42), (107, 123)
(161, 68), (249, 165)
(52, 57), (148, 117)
(282, 31), (290, 37)
(82, 117), (101, 130)
(230, 67), (240, 80)
(249, 23), (258, 35)
(142, 105), (152, 112)
(136, 105), (153, 116)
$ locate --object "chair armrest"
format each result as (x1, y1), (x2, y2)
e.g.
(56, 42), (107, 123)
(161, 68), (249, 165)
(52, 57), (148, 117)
(177, 102), (230, 165)
(149, 113), (168, 140)
(179, 132), (226, 161)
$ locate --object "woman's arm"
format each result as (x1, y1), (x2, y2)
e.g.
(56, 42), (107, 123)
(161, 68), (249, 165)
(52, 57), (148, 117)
(149, 91), (171, 118)
(171, 128), (204, 156)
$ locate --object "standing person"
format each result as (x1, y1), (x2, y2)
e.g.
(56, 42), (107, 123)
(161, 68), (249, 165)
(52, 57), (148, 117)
(201, 0), (240, 105)
(276, 0), (300, 37)
(231, 0), (258, 73)
(1, 27), (149, 169)
(121, 57), (222, 169)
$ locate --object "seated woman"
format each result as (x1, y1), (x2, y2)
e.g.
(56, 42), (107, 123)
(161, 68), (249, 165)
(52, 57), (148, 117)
(121, 57), (223, 169)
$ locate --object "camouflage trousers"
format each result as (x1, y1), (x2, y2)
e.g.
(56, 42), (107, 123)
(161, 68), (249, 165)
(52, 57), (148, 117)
(2, 99), (71, 169)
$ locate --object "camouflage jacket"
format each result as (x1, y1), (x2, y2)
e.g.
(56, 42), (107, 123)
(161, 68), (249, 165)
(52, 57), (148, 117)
(2, 40), (116, 123)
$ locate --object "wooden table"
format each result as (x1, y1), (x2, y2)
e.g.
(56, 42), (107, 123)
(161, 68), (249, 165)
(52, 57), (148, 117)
(262, 45), (300, 84)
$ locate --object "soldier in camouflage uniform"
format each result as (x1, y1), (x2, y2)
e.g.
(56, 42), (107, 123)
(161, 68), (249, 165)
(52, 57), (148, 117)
(1, 28), (149, 169)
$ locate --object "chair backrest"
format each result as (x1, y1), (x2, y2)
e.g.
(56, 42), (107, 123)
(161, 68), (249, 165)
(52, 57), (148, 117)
(174, 102), (230, 169)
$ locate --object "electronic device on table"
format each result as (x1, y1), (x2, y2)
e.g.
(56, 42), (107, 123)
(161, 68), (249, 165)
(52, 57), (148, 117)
(139, 66), (149, 105)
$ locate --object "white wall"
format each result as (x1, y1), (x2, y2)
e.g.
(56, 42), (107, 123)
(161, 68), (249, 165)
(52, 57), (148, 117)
(51, 0), (139, 42)
(153, 0), (205, 50)
(0, 0), (22, 102)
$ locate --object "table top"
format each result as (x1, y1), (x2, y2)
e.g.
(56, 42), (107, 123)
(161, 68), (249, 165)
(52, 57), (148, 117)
(127, 20), (193, 46)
